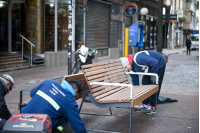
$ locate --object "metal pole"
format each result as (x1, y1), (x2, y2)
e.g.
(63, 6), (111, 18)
(157, 0), (163, 53)
(55, 0), (58, 52)
(8, 2), (12, 52)
(20, 91), (23, 113)
(68, 41), (72, 75)
(31, 46), (32, 66)
(22, 38), (24, 61)
(124, 28), (129, 57)
(129, 107), (132, 133)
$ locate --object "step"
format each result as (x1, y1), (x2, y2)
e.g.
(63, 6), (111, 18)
(0, 56), (22, 63)
(0, 55), (21, 59)
(0, 64), (45, 75)
(0, 52), (19, 57)
(0, 60), (29, 69)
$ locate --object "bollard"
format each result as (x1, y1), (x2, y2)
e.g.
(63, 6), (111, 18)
(68, 41), (72, 75)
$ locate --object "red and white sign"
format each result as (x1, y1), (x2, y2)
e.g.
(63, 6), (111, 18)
(177, 10), (183, 18)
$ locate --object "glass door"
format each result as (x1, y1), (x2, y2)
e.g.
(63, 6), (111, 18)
(0, 3), (8, 52)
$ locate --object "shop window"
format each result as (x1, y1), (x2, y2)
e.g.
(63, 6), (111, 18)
(11, 3), (25, 51)
(45, 3), (69, 51)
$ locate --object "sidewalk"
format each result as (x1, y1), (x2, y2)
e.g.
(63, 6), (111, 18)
(4, 47), (198, 133)
(11, 48), (187, 87)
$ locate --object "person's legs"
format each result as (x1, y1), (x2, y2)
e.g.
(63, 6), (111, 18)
(52, 116), (69, 133)
(149, 63), (166, 107)
(189, 46), (191, 55)
(187, 46), (190, 55)
(142, 75), (152, 105)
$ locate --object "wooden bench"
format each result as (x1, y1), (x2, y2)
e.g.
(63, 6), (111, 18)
(81, 59), (159, 133)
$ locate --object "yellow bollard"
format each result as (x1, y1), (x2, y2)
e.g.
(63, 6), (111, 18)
(124, 28), (129, 57)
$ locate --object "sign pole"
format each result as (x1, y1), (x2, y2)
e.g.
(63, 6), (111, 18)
(124, 28), (129, 57)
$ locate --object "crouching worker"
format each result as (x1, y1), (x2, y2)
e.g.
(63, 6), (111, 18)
(120, 50), (166, 114)
(0, 74), (14, 132)
(21, 79), (87, 133)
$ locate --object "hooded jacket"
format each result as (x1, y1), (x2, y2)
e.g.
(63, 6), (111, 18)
(127, 51), (166, 85)
(0, 77), (12, 120)
(21, 79), (86, 133)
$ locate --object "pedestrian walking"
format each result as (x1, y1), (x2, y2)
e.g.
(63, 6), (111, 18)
(186, 37), (192, 55)
(21, 79), (87, 133)
(120, 50), (166, 114)
(0, 74), (14, 132)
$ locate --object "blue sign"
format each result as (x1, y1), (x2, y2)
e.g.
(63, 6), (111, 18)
(192, 30), (199, 34)
(128, 22), (144, 47)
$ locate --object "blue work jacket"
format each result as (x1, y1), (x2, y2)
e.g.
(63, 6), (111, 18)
(131, 51), (166, 85)
(21, 79), (87, 133)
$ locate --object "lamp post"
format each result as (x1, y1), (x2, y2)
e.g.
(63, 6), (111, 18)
(68, 40), (72, 75)
(157, 0), (163, 53)
(140, 7), (148, 16)
(140, 8), (148, 51)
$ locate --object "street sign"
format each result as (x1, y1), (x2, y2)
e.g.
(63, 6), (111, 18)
(125, 3), (138, 16)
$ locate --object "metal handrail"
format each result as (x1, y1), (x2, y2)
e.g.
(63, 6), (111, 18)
(19, 34), (35, 66)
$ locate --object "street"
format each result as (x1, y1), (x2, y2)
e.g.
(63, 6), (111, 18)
(163, 50), (199, 88)
(5, 50), (199, 133)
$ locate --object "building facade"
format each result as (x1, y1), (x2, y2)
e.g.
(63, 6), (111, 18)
(1, 0), (190, 69)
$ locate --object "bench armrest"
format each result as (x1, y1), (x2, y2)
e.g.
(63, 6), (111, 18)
(126, 71), (159, 84)
(90, 82), (134, 100)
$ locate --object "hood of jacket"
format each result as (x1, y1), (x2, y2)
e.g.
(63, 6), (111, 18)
(0, 77), (8, 96)
(61, 80), (75, 97)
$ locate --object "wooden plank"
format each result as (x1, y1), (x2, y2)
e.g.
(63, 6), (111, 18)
(109, 75), (127, 83)
(82, 62), (108, 69)
(84, 65), (107, 73)
(131, 85), (159, 107)
(84, 69), (108, 77)
(95, 86), (126, 100)
(93, 85), (124, 97)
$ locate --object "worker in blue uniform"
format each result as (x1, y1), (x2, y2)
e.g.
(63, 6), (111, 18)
(120, 50), (166, 114)
(21, 79), (87, 133)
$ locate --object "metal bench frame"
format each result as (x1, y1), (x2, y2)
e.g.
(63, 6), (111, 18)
(81, 60), (159, 133)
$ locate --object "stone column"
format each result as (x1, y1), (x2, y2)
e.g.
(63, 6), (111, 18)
(25, 0), (44, 54)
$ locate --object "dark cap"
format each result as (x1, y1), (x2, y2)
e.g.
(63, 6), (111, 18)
(68, 80), (83, 94)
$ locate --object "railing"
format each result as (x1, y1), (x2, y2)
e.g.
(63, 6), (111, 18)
(19, 34), (35, 66)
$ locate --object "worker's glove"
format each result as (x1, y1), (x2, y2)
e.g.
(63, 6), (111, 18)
(151, 76), (157, 84)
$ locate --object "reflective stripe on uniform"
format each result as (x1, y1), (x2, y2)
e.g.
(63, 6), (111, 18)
(133, 51), (150, 73)
(57, 126), (64, 131)
(36, 90), (60, 111)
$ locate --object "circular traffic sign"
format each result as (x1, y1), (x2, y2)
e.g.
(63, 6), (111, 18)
(125, 3), (138, 16)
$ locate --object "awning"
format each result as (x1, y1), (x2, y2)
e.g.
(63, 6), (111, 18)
(163, 20), (178, 23)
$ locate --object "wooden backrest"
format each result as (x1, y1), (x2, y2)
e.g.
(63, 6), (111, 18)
(63, 73), (89, 100)
(81, 60), (130, 101)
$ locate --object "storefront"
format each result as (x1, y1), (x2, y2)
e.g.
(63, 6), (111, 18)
(0, 0), (70, 54)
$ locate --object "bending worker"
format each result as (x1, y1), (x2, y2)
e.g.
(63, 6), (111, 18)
(0, 74), (14, 132)
(120, 50), (166, 114)
(21, 79), (87, 133)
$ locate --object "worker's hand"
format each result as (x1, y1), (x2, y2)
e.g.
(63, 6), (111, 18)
(151, 76), (157, 84)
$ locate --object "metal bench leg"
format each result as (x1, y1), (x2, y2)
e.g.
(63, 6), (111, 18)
(67, 122), (72, 133)
(79, 90), (89, 112)
(130, 107), (132, 133)
(79, 91), (112, 116)
(20, 90), (31, 113)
